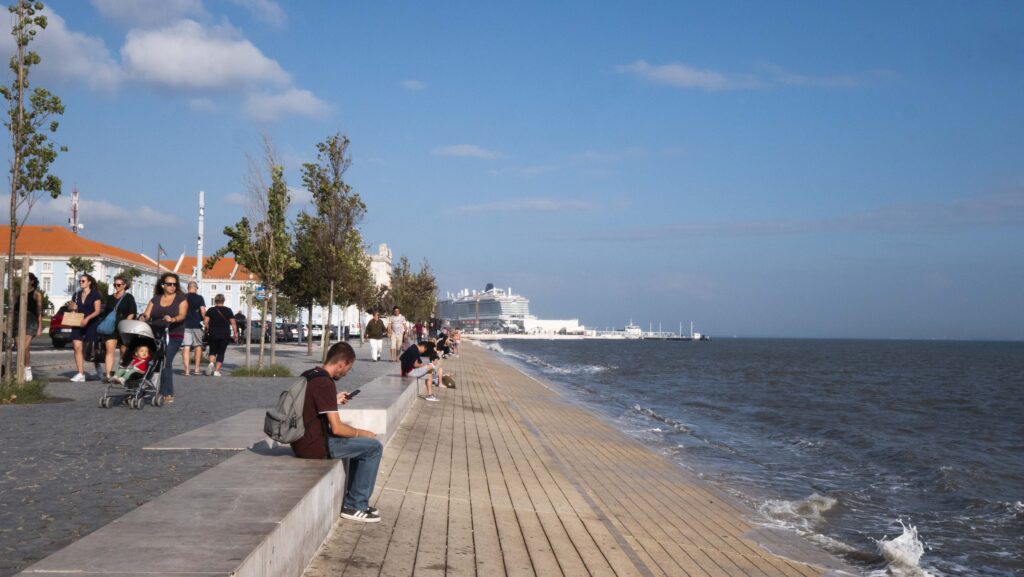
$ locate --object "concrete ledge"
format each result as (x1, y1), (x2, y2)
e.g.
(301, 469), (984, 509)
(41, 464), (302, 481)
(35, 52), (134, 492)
(17, 449), (345, 577)
(21, 373), (421, 577)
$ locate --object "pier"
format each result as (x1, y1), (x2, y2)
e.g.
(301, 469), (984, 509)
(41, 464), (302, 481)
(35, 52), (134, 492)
(304, 344), (853, 576)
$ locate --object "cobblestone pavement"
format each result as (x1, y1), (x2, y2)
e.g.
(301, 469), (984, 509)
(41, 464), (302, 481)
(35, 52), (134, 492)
(0, 340), (399, 577)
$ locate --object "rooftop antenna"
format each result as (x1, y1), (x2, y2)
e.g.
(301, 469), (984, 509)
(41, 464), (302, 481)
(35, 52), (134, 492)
(68, 186), (84, 234)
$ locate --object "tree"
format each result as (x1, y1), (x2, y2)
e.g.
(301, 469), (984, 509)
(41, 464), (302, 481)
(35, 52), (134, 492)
(119, 266), (143, 288)
(3, 1), (66, 379)
(207, 138), (295, 368)
(66, 256), (94, 276)
(389, 256), (438, 324)
(281, 212), (328, 355)
(301, 133), (370, 362)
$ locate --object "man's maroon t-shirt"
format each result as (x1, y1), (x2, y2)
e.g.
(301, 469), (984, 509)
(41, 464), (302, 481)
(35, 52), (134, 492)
(290, 368), (338, 459)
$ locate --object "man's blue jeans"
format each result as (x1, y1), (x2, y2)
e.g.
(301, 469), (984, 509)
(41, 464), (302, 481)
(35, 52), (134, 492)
(160, 337), (183, 396)
(327, 436), (383, 511)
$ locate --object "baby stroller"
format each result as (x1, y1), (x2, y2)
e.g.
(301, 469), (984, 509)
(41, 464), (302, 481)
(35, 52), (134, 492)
(98, 320), (167, 409)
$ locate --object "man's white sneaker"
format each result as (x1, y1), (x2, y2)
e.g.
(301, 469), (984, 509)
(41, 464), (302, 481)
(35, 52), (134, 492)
(70, 373), (86, 382)
(424, 395), (439, 402)
(206, 362), (214, 376)
(24, 367), (32, 381)
(213, 371), (222, 377)
(340, 507), (380, 523)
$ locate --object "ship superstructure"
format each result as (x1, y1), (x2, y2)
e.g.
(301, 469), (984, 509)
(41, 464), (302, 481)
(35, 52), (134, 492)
(438, 283), (530, 332)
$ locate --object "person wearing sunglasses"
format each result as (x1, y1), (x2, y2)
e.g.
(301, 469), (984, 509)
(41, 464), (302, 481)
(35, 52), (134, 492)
(68, 274), (102, 382)
(99, 274), (138, 382)
(139, 272), (188, 402)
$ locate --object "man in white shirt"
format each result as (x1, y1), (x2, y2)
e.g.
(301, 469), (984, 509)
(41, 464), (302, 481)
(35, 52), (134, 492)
(387, 306), (406, 362)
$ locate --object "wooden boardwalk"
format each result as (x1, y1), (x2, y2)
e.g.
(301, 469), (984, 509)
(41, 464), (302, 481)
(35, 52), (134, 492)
(304, 345), (854, 577)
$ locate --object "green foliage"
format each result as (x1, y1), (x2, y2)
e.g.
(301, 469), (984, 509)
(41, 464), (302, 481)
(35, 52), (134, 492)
(0, 378), (47, 404)
(389, 256), (438, 323)
(4, 1), (65, 380)
(231, 364), (292, 377)
(300, 133), (372, 308)
(281, 212), (325, 309)
(67, 256), (94, 275)
(274, 293), (298, 321)
(118, 266), (144, 287)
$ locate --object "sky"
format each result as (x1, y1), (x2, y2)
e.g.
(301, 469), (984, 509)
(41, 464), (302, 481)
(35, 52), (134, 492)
(3, 0), (1023, 340)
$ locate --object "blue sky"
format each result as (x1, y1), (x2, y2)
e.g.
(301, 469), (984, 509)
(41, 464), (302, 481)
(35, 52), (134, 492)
(6, 1), (1023, 339)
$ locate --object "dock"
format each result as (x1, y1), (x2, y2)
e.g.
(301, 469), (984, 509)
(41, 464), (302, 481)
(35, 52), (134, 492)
(304, 344), (855, 577)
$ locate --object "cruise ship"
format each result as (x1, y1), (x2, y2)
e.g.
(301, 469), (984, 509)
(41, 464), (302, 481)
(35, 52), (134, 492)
(438, 284), (530, 332)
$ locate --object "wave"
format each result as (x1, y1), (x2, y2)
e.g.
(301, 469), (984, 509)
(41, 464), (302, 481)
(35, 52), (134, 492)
(476, 340), (614, 377)
(631, 405), (693, 434)
(758, 493), (838, 532)
(867, 521), (935, 577)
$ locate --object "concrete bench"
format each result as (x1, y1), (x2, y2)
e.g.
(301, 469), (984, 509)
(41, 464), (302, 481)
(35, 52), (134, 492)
(17, 373), (420, 577)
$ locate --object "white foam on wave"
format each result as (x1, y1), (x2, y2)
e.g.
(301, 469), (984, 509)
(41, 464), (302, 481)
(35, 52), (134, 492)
(477, 340), (614, 377)
(632, 404), (693, 434)
(758, 493), (838, 532)
(867, 521), (935, 577)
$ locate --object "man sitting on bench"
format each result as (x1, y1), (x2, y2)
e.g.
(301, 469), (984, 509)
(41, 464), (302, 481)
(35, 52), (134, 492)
(292, 341), (383, 523)
(401, 341), (443, 402)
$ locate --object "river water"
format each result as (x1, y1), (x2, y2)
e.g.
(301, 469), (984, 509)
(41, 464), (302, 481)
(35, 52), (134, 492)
(473, 338), (1023, 577)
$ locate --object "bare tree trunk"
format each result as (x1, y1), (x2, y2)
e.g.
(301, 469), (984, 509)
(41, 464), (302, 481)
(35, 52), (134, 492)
(269, 289), (277, 367)
(15, 258), (28, 385)
(321, 280), (334, 363)
(306, 306), (313, 357)
(258, 297), (268, 369)
(0, 259), (6, 380)
(244, 291), (252, 369)
(5, 17), (26, 382)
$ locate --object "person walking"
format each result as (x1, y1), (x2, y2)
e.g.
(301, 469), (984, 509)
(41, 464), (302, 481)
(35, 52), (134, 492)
(387, 306), (406, 362)
(15, 273), (43, 381)
(69, 274), (102, 382)
(364, 310), (386, 362)
(99, 274), (137, 382)
(203, 293), (237, 376)
(139, 272), (187, 402)
(182, 280), (207, 376)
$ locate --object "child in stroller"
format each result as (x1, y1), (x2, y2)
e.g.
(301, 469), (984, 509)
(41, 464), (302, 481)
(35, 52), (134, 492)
(109, 344), (150, 385)
(99, 319), (167, 409)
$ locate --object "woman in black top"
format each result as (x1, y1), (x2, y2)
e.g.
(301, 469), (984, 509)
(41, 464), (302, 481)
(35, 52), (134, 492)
(203, 293), (237, 376)
(100, 274), (137, 382)
(16, 273), (43, 381)
(69, 274), (102, 382)
(139, 272), (187, 401)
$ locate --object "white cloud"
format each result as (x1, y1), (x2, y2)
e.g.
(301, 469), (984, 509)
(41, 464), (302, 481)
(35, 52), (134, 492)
(230, 0), (287, 28)
(489, 165), (558, 177)
(0, 7), (122, 91)
(401, 79), (426, 91)
(8, 195), (179, 229)
(288, 186), (313, 204)
(243, 88), (329, 122)
(224, 192), (249, 206)
(90, 0), (206, 28)
(453, 198), (594, 214)
(615, 60), (759, 91)
(122, 20), (289, 89)
(188, 97), (217, 112)
(432, 144), (502, 159)
(616, 59), (875, 92)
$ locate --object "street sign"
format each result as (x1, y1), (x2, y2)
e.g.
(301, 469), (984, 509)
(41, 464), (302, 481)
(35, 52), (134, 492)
(255, 286), (266, 301)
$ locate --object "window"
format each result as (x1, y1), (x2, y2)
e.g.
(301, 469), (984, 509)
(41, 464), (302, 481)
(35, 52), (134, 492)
(211, 284), (217, 291)
(42, 262), (52, 272)
(42, 276), (51, 292)
(225, 284), (232, 291)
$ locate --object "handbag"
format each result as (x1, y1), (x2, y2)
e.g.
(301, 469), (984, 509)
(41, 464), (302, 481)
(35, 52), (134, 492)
(62, 311), (85, 328)
(97, 293), (126, 336)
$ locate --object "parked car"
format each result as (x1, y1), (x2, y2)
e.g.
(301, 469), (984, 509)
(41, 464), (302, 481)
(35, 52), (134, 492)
(49, 305), (73, 349)
(310, 324), (324, 339)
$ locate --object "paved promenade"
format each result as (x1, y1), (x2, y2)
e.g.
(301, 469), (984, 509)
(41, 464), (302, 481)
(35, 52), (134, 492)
(0, 340), (392, 577)
(304, 344), (857, 577)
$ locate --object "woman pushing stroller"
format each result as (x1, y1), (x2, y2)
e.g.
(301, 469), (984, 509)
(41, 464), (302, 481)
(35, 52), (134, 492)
(138, 272), (187, 403)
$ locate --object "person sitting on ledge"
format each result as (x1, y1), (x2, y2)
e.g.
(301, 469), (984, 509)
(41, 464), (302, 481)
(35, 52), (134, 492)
(292, 341), (383, 523)
(401, 340), (443, 402)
